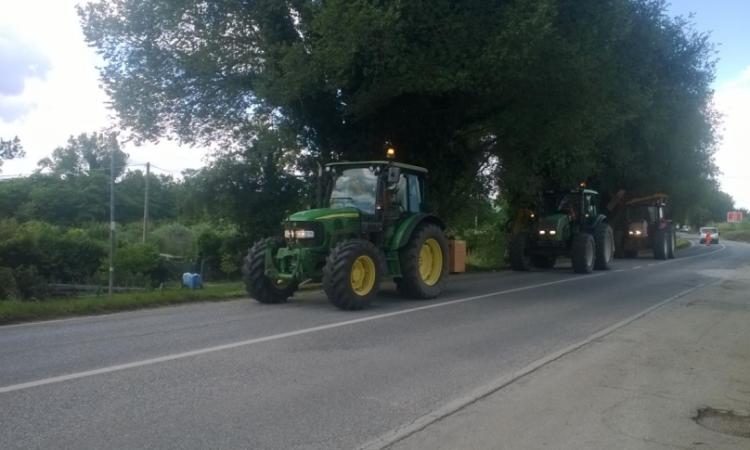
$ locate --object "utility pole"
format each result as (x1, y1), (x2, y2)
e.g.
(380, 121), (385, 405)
(108, 146), (116, 296)
(143, 162), (150, 243)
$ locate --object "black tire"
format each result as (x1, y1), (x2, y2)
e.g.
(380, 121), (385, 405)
(509, 233), (532, 271)
(654, 228), (669, 260)
(624, 249), (638, 259)
(571, 233), (595, 274)
(396, 223), (449, 299)
(323, 239), (384, 310)
(242, 237), (297, 304)
(593, 223), (614, 270)
(531, 254), (556, 269)
(667, 226), (676, 259)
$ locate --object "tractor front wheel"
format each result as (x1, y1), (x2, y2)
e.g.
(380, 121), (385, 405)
(654, 228), (669, 260)
(571, 233), (595, 274)
(242, 237), (297, 304)
(396, 223), (449, 299)
(323, 239), (384, 310)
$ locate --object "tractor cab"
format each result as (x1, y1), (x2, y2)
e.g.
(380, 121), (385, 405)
(540, 189), (600, 226)
(325, 161), (428, 217)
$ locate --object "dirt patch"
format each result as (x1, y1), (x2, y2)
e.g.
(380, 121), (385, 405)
(694, 407), (750, 438)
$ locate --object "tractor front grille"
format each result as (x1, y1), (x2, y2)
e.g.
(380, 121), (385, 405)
(284, 221), (325, 247)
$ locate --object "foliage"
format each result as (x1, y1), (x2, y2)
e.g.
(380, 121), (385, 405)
(37, 131), (128, 178)
(80, 0), (725, 226)
(0, 136), (25, 172)
(113, 242), (165, 287)
(0, 220), (106, 299)
(147, 223), (196, 258)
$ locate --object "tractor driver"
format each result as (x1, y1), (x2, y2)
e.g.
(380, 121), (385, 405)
(557, 195), (577, 221)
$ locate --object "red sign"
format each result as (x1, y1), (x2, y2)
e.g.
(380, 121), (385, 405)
(727, 211), (743, 223)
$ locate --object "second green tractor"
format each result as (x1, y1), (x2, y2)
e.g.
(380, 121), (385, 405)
(509, 187), (614, 273)
(242, 157), (449, 311)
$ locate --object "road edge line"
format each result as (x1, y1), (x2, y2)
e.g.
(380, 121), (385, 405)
(358, 280), (716, 450)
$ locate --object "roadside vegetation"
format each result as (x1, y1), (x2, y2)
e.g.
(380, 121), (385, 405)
(716, 221), (750, 243)
(0, 1), (740, 312)
(0, 282), (246, 325)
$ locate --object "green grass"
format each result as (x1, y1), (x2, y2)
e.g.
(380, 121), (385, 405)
(714, 222), (750, 243)
(721, 230), (750, 243)
(676, 237), (692, 250)
(0, 282), (247, 325)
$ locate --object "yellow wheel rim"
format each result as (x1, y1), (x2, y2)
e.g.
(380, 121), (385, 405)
(350, 255), (377, 296)
(419, 239), (443, 286)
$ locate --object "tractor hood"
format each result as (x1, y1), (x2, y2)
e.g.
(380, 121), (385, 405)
(536, 213), (570, 237)
(287, 207), (360, 222)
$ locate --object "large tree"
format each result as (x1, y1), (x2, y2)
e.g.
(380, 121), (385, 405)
(79, 0), (721, 222)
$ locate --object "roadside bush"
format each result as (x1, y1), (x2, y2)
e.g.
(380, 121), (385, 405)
(0, 267), (18, 300)
(114, 243), (169, 287)
(0, 220), (106, 285)
(148, 223), (196, 258)
(195, 224), (244, 280)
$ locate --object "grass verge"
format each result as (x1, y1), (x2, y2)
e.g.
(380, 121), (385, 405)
(0, 282), (247, 326)
(721, 230), (750, 243)
(676, 237), (692, 250)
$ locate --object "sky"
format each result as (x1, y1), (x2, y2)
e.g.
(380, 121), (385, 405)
(0, 0), (748, 207)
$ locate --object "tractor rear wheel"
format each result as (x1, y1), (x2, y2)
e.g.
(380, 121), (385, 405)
(396, 223), (449, 299)
(509, 233), (532, 271)
(323, 239), (383, 310)
(242, 237), (298, 304)
(571, 233), (595, 274)
(654, 228), (669, 260)
(531, 254), (556, 269)
(593, 223), (614, 270)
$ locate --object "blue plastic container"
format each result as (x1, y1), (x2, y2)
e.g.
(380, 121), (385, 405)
(182, 273), (203, 289)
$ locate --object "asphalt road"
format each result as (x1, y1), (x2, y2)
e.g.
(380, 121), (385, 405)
(0, 237), (746, 450)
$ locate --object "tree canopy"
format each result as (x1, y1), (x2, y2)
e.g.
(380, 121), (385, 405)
(0, 136), (25, 173)
(79, 0), (726, 221)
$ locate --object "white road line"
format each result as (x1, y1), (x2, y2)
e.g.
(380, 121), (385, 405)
(0, 243), (728, 395)
(633, 265), (643, 269)
(358, 280), (717, 450)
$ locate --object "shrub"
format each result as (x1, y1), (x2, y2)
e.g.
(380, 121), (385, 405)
(148, 223), (196, 258)
(114, 243), (168, 287)
(0, 267), (18, 300)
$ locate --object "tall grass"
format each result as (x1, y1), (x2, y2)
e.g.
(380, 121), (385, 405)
(0, 282), (246, 325)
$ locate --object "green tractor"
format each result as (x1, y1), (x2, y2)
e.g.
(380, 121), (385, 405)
(242, 154), (449, 310)
(509, 187), (614, 273)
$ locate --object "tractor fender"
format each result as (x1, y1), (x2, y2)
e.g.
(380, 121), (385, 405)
(592, 214), (608, 230)
(388, 214), (446, 251)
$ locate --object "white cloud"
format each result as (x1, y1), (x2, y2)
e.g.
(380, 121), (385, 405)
(714, 66), (750, 209)
(0, 0), (206, 176)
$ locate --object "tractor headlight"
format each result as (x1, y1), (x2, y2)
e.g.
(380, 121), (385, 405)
(539, 230), (546, 235)
(549, 230), (556, 236)
(635, 230), (642, 236)
(284, 229), (294, 239)
(294, 229), (316, 239)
